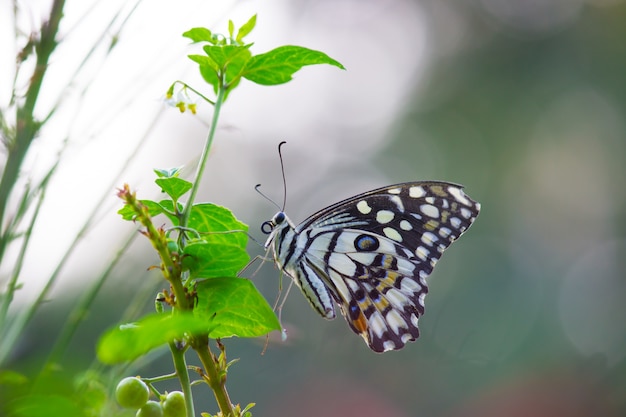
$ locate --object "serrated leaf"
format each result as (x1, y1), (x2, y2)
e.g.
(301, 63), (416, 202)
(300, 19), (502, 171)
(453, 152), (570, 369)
(118, 199), (162, 221)
(236, 15), (257, 43)
(97, 313), (209, 364)
(242, 45), (345, 86)
(183, 27), (214, 43)
(155, 177), (192, 201)
(188, 203), (248, 248)
(117, 199), (180, 223)
(182, 241), (249, 278)
(195, 277), (280, 338)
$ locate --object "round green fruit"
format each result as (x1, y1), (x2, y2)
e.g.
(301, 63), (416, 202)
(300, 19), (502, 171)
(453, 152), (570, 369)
(136, 401), (163, 417)
(115, 377), (149, 409)
(163, 391), (186, 417)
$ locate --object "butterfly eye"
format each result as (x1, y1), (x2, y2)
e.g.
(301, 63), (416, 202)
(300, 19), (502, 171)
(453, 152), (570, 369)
(274, 212), (285, 224)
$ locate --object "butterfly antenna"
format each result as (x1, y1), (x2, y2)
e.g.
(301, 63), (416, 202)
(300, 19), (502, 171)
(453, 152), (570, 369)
(278, 141), (288, 211)
(255, 184), (281, 211)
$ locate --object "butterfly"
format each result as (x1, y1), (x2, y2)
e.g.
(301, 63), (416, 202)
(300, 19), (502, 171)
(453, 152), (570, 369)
(262, 181), (480, 352)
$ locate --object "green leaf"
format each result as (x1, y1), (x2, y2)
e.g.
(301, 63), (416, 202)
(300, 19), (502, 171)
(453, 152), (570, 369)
(188, 53), (218, 71)
(188, 54), (219, 93)
(97, 313), (209, 364)
(228, 20), (234, 39)
(118, 199), (161, 221)
(7, 395), (83, 417)
(236, 15), (257, 43)
(156, 200), (182, 224)
(188, 203), (248, 248)
(242, 45), (345, 85)
(195, 277), (280, 338)
(155, 177), (192, 201)
(183, 27), (214, 43)
(0, 370), (28, 386)
(225, 48), (252, 83)
(117, 199), (180, 223)
(203, 44), (252, 70)
(182, 241), (249, 278)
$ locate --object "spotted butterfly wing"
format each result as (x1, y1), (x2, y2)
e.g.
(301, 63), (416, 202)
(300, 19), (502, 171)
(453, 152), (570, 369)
(263, 181), (480, 353)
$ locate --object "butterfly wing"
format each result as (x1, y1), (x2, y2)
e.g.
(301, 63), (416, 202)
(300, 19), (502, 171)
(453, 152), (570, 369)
(294, 181), (480, 352)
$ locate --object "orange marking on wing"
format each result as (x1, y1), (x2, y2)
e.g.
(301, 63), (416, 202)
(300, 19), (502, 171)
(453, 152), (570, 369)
(352, 309), (368, 334)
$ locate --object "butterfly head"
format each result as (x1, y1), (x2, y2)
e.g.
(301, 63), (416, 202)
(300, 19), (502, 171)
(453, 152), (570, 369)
(261, 211), (296, 248)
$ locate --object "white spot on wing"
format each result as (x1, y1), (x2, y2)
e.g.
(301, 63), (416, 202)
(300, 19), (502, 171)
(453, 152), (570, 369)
(389, 195), (404, 212)
(420, 204), (440, 219)
(376, 210), (394, 224)
(386, 309), (406, 334)
(400, 277), (421, 294)
(401, 333), (413, 343)
(450, 217), (462, 229)
(369, 311), (386, 337)
(400, 220), (412, 231)
(383, 227), (403, 242)
(448, 186), (471, 206)
(418, 292), (426, 307)
(415, 246), (430, 261)
(421, 231), (438, 246)
(439, 227), (452, 238)
(409, 186), (426, 198)
(382, 340), (396, 351)
(460, 207), (473, 219)
(418, 270), (428, 284)
(385, 288), (410, 309)
(356, 200), (372, 214)
(396, 258), (415, 275)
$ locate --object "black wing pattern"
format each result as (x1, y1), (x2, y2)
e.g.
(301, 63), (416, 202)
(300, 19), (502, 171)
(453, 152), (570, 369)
(294, 182), (480, 352)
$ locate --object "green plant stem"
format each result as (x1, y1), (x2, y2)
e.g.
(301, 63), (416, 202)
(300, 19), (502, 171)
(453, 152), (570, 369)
(169, 342), (195, 417)
(0, 181), (43, 333)
(0, 0), (66, 258)
(173, 80), (216, 106)
(180, 83), (226, 229)
(142, 372), (178, 384)
(191, 335), (234, 416)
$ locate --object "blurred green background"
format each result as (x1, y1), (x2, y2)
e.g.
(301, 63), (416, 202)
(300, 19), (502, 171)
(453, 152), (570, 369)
(1, 1), (625, 416)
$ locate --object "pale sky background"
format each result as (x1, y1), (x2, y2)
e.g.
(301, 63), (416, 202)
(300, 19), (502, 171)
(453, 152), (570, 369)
(1, 0), (431, 305)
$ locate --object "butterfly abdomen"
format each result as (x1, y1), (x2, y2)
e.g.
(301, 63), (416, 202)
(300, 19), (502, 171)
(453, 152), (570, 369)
(267, 216), (337, 319)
